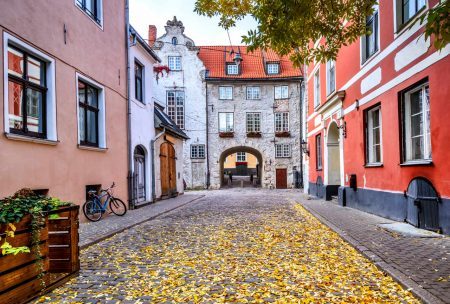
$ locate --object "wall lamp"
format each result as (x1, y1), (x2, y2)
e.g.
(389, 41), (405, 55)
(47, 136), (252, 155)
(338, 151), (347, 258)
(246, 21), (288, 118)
(301, 139), (310, 156)
(338, 121), (347, 138)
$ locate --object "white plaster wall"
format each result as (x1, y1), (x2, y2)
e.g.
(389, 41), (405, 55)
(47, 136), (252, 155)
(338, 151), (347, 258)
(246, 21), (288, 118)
(153, 22), (207, 189)
(129, 42), (157, 202)
(207, 81), (302, 189)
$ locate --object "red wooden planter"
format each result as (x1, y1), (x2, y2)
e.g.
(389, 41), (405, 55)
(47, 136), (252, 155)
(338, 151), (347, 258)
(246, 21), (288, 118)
(0, 205), (80, 304)
(247, 132), (262, 138)
(275, 131), (291, 137)
(219, 132), (234, 138)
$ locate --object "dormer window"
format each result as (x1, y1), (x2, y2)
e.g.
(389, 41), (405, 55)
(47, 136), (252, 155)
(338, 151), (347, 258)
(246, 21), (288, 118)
(226, 63), (239, 75)
(172, 37), (178, 46)
(267, 63), (280, 74)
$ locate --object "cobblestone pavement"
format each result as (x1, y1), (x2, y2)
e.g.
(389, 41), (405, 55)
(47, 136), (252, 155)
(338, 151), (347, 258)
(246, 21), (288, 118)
(79, 192), (205, 248)
(299, 197), (450, 304)
(37, 189), (420, 303)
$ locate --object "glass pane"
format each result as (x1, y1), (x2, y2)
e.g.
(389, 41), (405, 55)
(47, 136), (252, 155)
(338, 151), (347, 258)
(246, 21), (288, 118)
(425, 86), (431, 159)
(78, 81), (86, 104)
(26, 88), (44, 134)
(411, 114), (423, 137)
(87, 110), (97, 144)
(8, 81), (24, 130)
(411, 136), (423, 159)
(375, 145), (381, 162)
(8, 47), (24, 78)
(373, 128), (380, 145)
(79, 108), (85, 141)
(27, 56), (45, 86)
(410, 90), (422, 115)
(87, 86), (98, 107)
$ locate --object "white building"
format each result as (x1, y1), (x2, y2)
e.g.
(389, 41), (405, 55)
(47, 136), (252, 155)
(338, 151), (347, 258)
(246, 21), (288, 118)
(150, 17), (208, 190)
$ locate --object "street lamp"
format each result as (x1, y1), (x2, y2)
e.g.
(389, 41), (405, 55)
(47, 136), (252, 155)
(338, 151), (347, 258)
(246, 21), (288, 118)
(301, 139), (309, 156)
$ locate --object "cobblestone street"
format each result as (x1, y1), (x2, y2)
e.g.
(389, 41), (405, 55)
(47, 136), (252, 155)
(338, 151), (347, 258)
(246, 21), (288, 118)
(35, 189), (422, 303)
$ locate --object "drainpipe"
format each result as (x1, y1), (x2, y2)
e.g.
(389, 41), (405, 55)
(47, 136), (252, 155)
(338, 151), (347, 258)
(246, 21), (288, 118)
(299, 80), (304, 188)
(125, 0), (133, 208)
(205, 81), (210, 188)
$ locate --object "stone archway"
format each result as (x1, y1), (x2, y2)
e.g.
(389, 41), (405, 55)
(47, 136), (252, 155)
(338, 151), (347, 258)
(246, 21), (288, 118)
(219, 146), (263, 188)
(326, 122), (341, 198)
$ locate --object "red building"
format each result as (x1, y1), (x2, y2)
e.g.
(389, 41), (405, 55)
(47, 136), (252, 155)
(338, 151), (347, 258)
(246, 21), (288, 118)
(305, 0), (450, 234)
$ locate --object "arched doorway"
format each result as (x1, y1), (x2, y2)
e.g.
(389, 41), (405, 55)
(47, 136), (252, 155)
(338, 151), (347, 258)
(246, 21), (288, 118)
(134, 146), (146, 203)
(219, 146), (263, 188)
(326, 122), (341, 198)
(160, 142), (177, 197)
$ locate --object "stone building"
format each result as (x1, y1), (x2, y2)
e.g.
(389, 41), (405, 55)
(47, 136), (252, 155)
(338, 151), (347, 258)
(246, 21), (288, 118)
(198, 47), (303, 189)
(149, 17), (208, 190)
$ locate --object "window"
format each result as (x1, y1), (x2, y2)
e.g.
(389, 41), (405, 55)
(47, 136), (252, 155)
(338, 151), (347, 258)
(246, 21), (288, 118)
(326, 60), (336, 96)
(275, 144), (291, 158)
(219, 112), (234, 132)
(167, 91), (184, 129)
(362, 8), (379, 63)
(78, 80), (100, 146)
(168, 56), (181, 71)
(219, 86), (233, 100)
(134, 60), (144, 102)
(316, 134), (322, 170)
(267, 63), (280, 74)
(236, 152), (246, 162)
(275, 112), (289, 132)
(397, 0), (426, 27)
(314, 70), (320, 108)
(401, 82), (431, 162)
(365, 106), (383, 164)
(75, 0), (102, 25)
(172, 37), (178, 45)
(246, 87), (260, 100)
(246, 113), (261, 133)
(226, 64), (239, 75)
(274, 85), (289, 99)
(191, 144), (205, 159)
(7, 45), (47, 138)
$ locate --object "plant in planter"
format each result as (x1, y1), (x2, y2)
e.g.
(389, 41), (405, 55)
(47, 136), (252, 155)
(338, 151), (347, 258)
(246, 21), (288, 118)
(247, 132), (262, 138)
(154, 65), (170, 83)
(219, 131), (234, 138)
(275, 131), (291, 137)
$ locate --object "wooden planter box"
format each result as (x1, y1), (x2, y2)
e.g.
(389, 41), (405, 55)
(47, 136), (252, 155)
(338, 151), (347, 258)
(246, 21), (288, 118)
(246, 132), (262, 138)
(275, 131), (291, 137)
(0, 205), (79, 304)
(219, 132), (234, 138)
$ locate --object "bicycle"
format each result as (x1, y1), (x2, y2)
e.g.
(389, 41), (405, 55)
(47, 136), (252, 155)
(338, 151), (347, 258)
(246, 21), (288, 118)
(82, 182), (127, 222)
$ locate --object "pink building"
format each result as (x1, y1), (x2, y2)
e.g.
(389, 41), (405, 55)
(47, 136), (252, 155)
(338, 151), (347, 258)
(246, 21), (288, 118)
(0, 1), (128, 209)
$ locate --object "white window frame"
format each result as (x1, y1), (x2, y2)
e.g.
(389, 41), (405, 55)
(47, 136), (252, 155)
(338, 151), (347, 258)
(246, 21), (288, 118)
(246, 112), (261, 133)
(403, 83), (431, 162)
(326, 60), (336, 96)
(267, 63), (280, 74)
(316, 134), (322, 170)
(236, 152), (246, 162)
(246, 86), (261, 100)
(76, 73), (107, 149)
(219, 86), (233, 100)
(191, 144), (205, 159)
(274, 85), (289, 99)
(219, 112), (234, 132)
(314, 70), (321, 108)
(227, 64), (238, 75)
(168, 56), (182, 71)
(74, 0), (104, 29)
(167, 91), (185, 129)
(275, 144), (291, 158)
(275, 112), (289, 132)
(366, 105), (383, 164)
(3, 33), (57, 142)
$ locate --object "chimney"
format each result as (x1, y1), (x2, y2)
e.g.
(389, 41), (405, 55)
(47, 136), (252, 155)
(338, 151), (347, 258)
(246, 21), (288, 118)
(148, 25), (157, 47)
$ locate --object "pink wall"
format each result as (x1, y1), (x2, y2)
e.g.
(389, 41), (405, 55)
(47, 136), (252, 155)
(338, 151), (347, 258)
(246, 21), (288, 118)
(0, 1), (128, 210)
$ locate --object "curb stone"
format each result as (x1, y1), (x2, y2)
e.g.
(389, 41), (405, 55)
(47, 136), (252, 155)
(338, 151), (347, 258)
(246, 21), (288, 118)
(80, 195), (205, 249)
(299, 202), (444, 304)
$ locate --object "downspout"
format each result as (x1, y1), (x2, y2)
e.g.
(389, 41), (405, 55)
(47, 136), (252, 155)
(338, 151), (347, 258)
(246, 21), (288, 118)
(125, 0), (133, 208)
(299, 79), (304, 188)
(205, 81), (210, 188)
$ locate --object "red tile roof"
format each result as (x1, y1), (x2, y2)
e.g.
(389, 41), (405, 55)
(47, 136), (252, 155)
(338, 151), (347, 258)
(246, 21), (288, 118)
(198, 46), (302, 80)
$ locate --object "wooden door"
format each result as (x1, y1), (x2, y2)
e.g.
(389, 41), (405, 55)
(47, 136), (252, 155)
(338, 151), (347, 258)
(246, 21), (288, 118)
(134, 146), (146, 202)
(168, 144), (177, 194)
(276, 168), (287, 189)
(160, 143), (170, 196)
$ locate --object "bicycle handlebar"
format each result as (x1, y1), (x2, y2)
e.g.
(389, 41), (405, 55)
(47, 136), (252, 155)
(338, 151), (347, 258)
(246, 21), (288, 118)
(100, 182), (115, 194)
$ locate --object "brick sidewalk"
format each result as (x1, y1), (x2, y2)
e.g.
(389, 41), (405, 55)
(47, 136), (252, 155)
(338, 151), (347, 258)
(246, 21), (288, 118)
(79, 192), (205, 248)
(298, 197), (450, 304)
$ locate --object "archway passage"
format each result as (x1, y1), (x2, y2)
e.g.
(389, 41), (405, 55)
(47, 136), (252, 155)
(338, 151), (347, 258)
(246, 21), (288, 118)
(219, 146), (263, 188)
(160, 142), (177, 197)
(326, 122), (341, 198)
(134, 145), (146, 203)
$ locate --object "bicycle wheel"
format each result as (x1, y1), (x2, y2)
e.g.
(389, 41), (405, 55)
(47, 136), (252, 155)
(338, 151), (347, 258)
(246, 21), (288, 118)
(109, 197), (127, 216)
(83, 200), (103, 222)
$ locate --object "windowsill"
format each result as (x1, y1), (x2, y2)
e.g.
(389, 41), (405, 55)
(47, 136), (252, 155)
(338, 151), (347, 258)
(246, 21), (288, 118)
(400, 160), (433, 167)
(75, 4), (104, 30)
(78, 144), (108, 152)
(219, 99), (233, 101)
(5, 132), (58, 145)
(364, 162), (383, 168)
(360, 49), (380, 69)
(316, 168), (323, 172)
(274, 98), (289, 101)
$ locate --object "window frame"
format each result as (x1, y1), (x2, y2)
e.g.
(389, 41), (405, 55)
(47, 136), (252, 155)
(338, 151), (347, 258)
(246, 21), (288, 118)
(246, 112), (261, 133)
(219, 86), (233, 100)
(274, 112), (289, 133)
(78, 80), (99, 147)
(168, 56), (182, 71)
(316, 134), (322, 170)
(218, 112), (234, 133)
(326, 60), (336, 96)
(364, 104), (383, 165)
(314, 70), (321, 108)
(190, 144), (206, 159)
(275, 143), (291, 158)
(236, 152), (247, 162)
(274, 85), (289, 99)
(267, 63), (280, 75)
(75, 0), (103, 27)
(246, 86), (261, 100)
(361, 7), (380, 64)
(396, 0), (427, 30)
(134, 59), (144, 103)
(166, 90), (185, 129)
(226, 63), (239, 75)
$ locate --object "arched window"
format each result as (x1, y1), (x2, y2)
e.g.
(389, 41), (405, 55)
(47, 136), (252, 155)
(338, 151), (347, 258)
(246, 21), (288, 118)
(172, 37), (177, 46)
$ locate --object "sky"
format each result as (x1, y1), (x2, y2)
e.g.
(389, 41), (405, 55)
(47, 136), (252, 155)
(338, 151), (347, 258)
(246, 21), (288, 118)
(129, 0), (258, 46)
